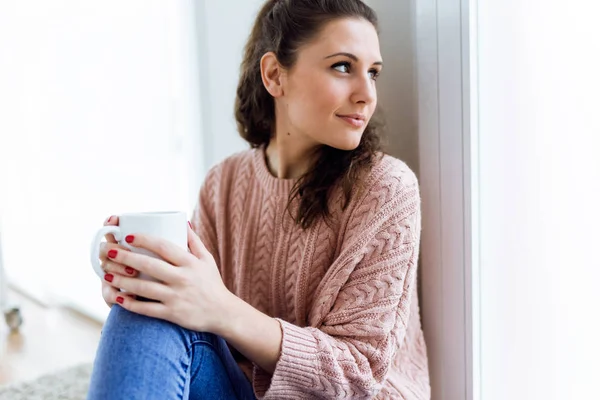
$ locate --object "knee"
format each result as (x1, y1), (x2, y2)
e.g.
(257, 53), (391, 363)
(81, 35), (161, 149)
(103, 305), (186, 340)
(101, 306), (220, 353)
(191, 331), (219, 344)
(105, 304), (154, 327)
(189, 331), (228, 353)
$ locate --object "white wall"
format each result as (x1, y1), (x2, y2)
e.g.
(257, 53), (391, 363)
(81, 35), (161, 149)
(367, 0), (419, 176)
(194, 0), (265, 170)
(477, 0), (600, 398)
(413, 0), (475, 398)
(0, 0), (203, 321)
(387, 0), (600, 398)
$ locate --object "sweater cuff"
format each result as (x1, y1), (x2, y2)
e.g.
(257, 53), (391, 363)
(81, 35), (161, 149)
(252, 318), (319, 398)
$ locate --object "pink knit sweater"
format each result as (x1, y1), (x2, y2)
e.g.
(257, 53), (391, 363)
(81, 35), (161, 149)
(191, 147), (430, 399)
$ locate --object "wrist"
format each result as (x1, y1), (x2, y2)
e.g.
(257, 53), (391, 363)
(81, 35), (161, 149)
(212, 289), (244, 338)
(211, 291), (283, 374)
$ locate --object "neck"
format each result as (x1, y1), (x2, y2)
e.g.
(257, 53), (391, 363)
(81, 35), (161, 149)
(265, 131), (317, 179)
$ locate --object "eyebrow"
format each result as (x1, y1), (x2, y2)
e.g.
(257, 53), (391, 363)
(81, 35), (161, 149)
(324, 52), (383, 66)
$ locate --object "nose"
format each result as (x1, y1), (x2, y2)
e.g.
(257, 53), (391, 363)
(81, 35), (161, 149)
(350, 73), (377, 105)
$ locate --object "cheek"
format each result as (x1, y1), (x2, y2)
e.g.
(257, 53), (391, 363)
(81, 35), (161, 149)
(288, 84), (333, 125)
(298, 79), (344, 118)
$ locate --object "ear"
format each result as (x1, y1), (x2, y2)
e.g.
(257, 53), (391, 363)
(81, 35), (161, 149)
(260, 52), (285, 98)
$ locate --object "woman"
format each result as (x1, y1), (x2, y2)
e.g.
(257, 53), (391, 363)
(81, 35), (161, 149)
(87, 0), (430, 399)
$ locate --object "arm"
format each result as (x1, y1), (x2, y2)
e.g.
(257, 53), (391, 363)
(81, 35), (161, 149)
(217, 171), (422, 399)
(191, 163), (283, 372)
(216, 293), (283, 373)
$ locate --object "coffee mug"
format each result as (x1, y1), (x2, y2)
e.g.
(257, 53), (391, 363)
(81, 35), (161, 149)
(90, 211), (188, 282)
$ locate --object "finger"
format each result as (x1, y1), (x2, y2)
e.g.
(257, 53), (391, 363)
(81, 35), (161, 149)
(102, 260), (138, 277)
(99, 242), (130, 262)
(102, 281), (119, 304)
(113, 295), (167, 320)
(101, 282), (135, 306)
(122, 233), (192, 267)
(103, 273), (171, 302)
(187, 222), (208, 259)
(106, 247), (178, 283)
(103, 215), (120, 244)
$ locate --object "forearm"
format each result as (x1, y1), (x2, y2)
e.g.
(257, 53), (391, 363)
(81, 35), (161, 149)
(213, 291), (283, 374)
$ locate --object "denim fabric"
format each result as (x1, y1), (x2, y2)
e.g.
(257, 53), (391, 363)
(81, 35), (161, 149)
(87, 305), (257, 400)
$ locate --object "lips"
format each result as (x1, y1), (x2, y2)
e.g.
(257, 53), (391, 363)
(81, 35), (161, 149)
(336, 113), (366, 128)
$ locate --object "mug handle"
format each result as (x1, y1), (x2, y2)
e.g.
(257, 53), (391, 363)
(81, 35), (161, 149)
(90, 226), (123, 279)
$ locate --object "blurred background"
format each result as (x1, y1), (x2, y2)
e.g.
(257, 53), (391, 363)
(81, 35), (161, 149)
(0, 0), (598, 399)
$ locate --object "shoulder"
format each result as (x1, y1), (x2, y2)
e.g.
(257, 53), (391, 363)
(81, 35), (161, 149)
(373, 153), (418, 185)
(360, 153), (420, 209)
(202, 148), (255, 186)
(339, 153), (421, 234)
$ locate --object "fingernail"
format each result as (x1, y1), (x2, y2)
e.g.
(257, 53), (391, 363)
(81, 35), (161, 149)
(125, 235), (134, 244)
(188, 221), (193, 229)
(125, 267), (135, 275)
(107, 249), (118, 259)
(104, 274), (114, 283)
(116, 296), (124, 304)
(106, 216), (112, 223)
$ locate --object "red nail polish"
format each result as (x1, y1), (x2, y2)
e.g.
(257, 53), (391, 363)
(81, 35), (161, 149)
(107, 216), (112, 223)
(125, 235), (134, 244)
(104, 274), (114, 283)
(188, 221), (193, 229)
(125, 267), (135, 275)
(107, 249), (118, 258)
(116, 296), (124, 304)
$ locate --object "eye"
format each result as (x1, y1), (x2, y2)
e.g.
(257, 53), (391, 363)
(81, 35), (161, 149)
(332, 61), (381, 81)
(332, 61), (351, 74)
(369, 68), (381, 81)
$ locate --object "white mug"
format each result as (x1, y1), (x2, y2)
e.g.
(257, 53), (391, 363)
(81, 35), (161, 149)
(90, 211), (188, 281)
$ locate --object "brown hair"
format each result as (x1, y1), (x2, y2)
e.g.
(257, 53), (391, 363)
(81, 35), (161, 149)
(235, 0), (384, 229)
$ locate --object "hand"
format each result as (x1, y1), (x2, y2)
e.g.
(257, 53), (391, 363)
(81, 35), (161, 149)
(99, 215), (139, 308)
(101, 222), (233, 334)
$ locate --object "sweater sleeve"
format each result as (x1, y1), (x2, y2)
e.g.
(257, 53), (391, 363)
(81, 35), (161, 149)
(252, 166), (422, 399)
(190, 164), (221, 267)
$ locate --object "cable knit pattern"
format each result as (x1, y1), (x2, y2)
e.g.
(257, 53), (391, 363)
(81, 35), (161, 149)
(192, 147), (430, 399)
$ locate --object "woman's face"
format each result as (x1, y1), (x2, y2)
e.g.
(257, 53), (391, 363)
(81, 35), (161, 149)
(278, 18), (382, 151)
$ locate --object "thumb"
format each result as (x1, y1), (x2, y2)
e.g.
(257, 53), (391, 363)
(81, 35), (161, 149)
(187, 221), (208, 259)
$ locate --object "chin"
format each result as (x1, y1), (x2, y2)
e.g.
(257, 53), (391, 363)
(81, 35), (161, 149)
(327, 132), (363, 151)
(334, 142), (361, 151)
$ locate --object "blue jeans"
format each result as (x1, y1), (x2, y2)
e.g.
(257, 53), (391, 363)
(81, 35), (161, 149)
(87, 305), (257, 400)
